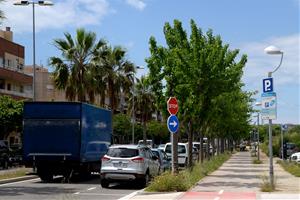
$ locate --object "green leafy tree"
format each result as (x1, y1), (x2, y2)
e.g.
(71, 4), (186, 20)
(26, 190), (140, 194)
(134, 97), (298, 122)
(113, 113), (132, 144)
(146, 19), (252, 168)
(147, 120), (169, 144)
(49, 28), (106, 103)
(0, 96), (23, 140)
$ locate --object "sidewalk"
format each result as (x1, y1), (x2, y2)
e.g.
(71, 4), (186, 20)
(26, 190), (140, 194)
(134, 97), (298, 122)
(128, 151), (300, 200)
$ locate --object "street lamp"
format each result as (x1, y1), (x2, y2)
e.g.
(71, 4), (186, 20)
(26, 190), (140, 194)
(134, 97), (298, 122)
(132, 66), (144, 144)
(13, 1), (54, 101)
(264, 45), (284, 189)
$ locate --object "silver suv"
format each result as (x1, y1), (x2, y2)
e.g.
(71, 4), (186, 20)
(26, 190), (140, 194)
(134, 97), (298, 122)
(100, 145), (160, 188)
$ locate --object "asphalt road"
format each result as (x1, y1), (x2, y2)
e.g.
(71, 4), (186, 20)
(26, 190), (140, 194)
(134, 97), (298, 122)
(0, 174), (140, 200)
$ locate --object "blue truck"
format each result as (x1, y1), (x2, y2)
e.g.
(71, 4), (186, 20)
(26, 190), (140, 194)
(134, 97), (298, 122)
(23, 102), (112, 182)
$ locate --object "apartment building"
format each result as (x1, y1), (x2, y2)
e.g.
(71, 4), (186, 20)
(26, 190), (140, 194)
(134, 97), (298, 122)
(24, 65), (66, 101)
(0, 27), (33, 100)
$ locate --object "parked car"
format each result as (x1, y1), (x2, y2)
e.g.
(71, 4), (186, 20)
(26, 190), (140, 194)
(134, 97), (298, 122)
(100, 144), (160, 188)
(151, 148), (171, 172)
(0, 140), (10, 169)
(138, 140), (153, 148)
(193, 142), (212, 154)
(8, 144), (23, 166)
(157, 144), (165, 151)
(290, 152), (300, 163)
(164, 142), (189, 167)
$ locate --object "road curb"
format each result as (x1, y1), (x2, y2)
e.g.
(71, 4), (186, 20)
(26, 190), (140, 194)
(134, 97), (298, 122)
(0, 175), (38, 185)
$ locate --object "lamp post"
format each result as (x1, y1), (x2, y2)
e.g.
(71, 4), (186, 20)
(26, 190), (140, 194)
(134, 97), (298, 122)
(255, 101), (262, 161)
(264, 45), (284, 189)
(13, 1), (54, 101)
(132, 66), (144, 144)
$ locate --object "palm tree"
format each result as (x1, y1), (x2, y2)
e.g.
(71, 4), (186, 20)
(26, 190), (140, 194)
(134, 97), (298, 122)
(0, 0), (5, 21)
(49, 28), (106, 103)
(128, 76), (155, 145)
(99, 46), (135, 112)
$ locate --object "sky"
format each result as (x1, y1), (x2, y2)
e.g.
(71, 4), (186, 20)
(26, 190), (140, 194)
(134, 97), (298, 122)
(1, 0), (299, 124)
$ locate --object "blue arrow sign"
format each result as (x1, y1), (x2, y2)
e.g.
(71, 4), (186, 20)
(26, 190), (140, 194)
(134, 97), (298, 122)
(167, 115), (179, 133)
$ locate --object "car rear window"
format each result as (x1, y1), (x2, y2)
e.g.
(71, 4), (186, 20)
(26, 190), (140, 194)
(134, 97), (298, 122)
(107, 148), (139, 158)
(165, 145), (186, 154)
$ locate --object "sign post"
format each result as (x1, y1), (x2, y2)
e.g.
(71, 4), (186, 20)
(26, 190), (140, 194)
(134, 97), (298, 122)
(167, 97), (179, 174)
(261, 76), (276, 188)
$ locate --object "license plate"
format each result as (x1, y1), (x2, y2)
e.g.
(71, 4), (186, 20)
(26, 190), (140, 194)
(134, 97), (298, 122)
(113, 163), (127, 168)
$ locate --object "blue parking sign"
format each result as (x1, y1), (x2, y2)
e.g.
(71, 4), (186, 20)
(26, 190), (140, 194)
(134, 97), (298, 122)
(263, 78), (273, 93)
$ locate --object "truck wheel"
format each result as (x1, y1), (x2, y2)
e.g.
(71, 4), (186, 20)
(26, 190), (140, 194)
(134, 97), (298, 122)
(101, 179), (109, 188)
(38, 168), (53, 182)
(3, 160), (8, 169)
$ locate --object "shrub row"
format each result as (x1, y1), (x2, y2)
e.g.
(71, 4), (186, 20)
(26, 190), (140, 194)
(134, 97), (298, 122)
(145, 152), (231, 192)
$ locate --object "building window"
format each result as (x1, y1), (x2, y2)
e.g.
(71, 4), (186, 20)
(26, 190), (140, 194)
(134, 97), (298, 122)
(0, 57), (3, 67)
(7, 83), (11, 91)
(0, 79), (5, 89)
(20, 85), (24, 93)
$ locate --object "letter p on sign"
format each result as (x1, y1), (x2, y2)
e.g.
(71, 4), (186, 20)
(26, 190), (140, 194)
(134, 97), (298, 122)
(263, 78), (273, 93)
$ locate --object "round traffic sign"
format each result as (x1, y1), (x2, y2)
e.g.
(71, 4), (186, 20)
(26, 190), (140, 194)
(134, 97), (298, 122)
(167, 97), (178, 115)
(167, 115), (179, 133)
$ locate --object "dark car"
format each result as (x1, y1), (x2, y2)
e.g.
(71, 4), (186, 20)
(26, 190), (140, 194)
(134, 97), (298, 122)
(0, 140), (10, 169)
(151, 148), (171, 172)
(8, 144), (23, 166)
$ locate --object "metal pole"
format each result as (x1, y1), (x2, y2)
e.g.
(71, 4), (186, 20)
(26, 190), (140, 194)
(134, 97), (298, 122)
(281, 125), (284, 160)
(268, 119), (274, 188)
(257, 113), (260, 161)
(132, 78), (135, 144)
(32, 2), (36, 101)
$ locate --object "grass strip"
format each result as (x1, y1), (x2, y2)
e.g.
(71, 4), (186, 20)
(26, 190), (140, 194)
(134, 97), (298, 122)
(0, 168), (30, 180)
(277, 160), (300, 177)
(145, 152), (231, 192)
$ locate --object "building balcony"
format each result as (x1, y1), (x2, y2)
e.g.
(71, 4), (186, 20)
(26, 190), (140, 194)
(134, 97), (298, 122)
(0, 88), (33, 100)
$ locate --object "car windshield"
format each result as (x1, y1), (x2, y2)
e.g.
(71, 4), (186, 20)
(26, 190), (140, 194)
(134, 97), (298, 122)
(106, 148), (139, 158)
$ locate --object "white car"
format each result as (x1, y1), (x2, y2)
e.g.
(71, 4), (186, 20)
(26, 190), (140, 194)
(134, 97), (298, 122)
(100, 145), (160, 188)
(290, 152), (300, 163)
(164, 142), (188, 167)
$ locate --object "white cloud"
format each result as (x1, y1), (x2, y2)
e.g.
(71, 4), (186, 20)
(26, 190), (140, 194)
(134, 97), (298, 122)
(1, 0), (111, 33)
(126, 0), (146, 11)
(240, 34), (300, 91)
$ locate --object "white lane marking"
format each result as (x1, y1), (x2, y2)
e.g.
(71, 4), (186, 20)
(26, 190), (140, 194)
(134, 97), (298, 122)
(73, 192), (80, 195)
(0, 178), (40, 186)
(87, 187), (96, 191)
(74, 193), (124, 196)
(214, 197), (220, 200)
(218, 189), (224, 194)
(118, 190), (140, 200)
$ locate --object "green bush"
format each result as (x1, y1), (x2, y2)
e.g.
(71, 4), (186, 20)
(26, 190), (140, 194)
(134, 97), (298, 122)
(146, 152), (231, 192)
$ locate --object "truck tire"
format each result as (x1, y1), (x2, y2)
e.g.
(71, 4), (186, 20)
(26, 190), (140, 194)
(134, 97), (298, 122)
(101, 179), (109, 188)
(38, 168), (53, 182)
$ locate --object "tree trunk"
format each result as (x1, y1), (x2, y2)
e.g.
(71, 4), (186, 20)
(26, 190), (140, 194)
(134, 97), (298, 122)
(217, 138), (220, 155)
(206, 138), (210, 160)
(187, 121), (193, 168)
(221, 138), (225, 153)
(199, 134), (203, 163)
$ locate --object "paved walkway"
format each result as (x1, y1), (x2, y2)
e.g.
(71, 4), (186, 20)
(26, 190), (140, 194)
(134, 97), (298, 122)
(129, 150), (300, 200)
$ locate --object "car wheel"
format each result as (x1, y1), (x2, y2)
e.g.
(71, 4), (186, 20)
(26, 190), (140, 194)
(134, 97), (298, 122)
(101, 179), (109, 188)
(139, 171), (150, 187)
